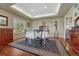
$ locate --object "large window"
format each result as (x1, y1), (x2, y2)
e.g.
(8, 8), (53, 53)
(13, 18), (25, 33)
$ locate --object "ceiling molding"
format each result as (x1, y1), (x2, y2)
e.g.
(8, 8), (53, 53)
(10, 3), (61, 19)
(0, 3), (74, 20)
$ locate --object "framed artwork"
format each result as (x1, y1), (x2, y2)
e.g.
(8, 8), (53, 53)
(0, 15), (8, 26)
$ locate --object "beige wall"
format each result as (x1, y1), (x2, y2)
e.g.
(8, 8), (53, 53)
(32, 17), (64, 37)
(13, 15), (31, 39)
(0, 9), (31, 39)
(0, 9), (13, 28)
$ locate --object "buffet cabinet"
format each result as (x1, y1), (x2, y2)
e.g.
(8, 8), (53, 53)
(66, 27), (79, 55)
(0, 28), (13, 45)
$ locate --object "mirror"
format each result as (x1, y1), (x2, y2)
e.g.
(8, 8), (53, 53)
(0, 15), (8, 26)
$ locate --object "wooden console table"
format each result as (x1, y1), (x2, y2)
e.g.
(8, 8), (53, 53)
(66, 27), (79, 55)
(0, 28), (13, 45)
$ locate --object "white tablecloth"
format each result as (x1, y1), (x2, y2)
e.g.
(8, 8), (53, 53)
(25, 30), (49, 39)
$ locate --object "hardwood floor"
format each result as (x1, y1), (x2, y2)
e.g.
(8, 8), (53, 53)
(0, 37), (79, 56)
(0, 45), (36, 56)
(59, 38), (79, 56)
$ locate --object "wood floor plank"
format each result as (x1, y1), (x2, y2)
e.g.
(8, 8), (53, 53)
(0, 45), (35, 56)
(0, 37), (79, 56)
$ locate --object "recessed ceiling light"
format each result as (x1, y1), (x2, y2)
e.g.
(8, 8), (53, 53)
(31, 9), (34, 12)
(44, 6), (47, 8)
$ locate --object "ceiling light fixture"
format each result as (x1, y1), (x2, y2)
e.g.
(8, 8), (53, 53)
(44, 6), (47, 8)
(31, 9), (34, 12)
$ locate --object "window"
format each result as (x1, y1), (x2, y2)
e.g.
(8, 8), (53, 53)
(13, 18), (25, 33)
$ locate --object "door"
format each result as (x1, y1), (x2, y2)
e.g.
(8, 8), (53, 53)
(53, 20), (59, 37)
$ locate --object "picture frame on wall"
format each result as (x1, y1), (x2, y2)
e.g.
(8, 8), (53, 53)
(0, 15), (8, 26)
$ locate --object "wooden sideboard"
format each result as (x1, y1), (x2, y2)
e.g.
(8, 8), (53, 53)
(66, 27), (79, 55)
(0, 28), (13, 45)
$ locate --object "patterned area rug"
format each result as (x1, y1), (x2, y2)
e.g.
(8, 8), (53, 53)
(9, 38), (69, 56)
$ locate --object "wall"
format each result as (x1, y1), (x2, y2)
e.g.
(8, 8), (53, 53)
(32, 17), (64, 37)
(1, 4), (77, 39)
(0, 9), (13, 28)
(13, 15), (31, 39)
(0, 9), (31, 39)
(64, 3), (79, 39)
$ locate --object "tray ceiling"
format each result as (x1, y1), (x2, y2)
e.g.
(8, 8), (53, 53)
(10, 3), (61, 19)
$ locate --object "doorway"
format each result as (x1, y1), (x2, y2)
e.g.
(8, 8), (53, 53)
(53, 20), (59, 37)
